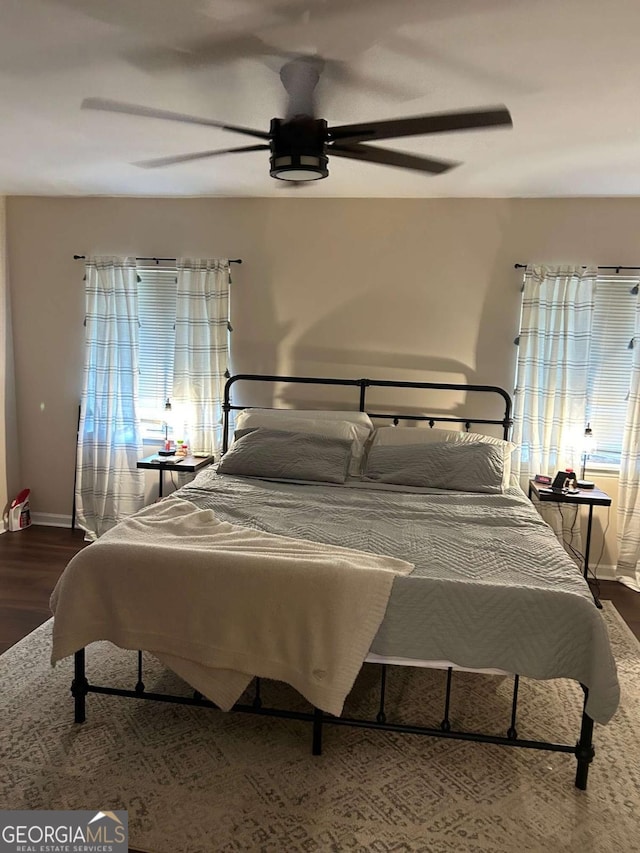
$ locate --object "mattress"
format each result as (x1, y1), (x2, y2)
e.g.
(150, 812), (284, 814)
(175, 469), (620, 723)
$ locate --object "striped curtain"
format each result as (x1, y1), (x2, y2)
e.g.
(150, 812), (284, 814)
(617, 288), (640, 591)
(75, 257), (145, 540)
(512, 265), (597, 556)
(172, 259), (230, 457)
(512, 265), (597, 485)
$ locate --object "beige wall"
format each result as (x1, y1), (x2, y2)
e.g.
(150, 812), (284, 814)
(5, 196), (638, 565)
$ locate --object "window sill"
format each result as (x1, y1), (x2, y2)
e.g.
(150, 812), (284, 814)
(142, 435), (164, 448)
(582, 463), (619, 478)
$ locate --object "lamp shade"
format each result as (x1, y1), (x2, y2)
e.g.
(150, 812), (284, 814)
(582, 424), (596, 455)
(163, 398), (173, 440)
(579, 423), (596, 483)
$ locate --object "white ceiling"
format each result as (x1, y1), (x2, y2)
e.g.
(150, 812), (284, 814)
(3, 0), (640, 198)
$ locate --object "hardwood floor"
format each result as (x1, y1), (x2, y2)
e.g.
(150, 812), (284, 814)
(0, 525), (88, 654)
(1, 524), (640, 654)
(596, 576), (640, 640)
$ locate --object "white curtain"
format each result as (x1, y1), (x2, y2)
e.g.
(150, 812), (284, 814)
(513, 264), (597, 484)
(512, 265), (597, 556)
(75, 257), (145, 540)
(172, 259), (230, 457)
(616, 286), (640, 591)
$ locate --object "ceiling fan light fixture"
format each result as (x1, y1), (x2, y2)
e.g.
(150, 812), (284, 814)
(270, 153), (328, 181)
(269, 117), (329, 182)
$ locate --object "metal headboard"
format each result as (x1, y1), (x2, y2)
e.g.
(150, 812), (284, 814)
(222, 373), (513, 453)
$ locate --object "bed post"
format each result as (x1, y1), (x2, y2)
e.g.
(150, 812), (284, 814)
(574, 689), (595, 790)
(222, 378), (232, 454)
(71, 649), (88, 724)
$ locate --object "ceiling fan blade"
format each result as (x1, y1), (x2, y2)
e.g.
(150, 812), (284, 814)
(81, 98), (270, 141)
(127, 34), (275, 72)
(325, 59), (419, 102)
(134, 144), (271, 169)
(329, 107), (512, 144)
(330, 143), (457, 175)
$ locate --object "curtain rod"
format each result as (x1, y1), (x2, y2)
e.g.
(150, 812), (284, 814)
(73, 255), (242, 264)
(514, 263), (640, 272)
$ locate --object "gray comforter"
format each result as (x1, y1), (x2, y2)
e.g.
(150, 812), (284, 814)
(177, 470), (620, 724)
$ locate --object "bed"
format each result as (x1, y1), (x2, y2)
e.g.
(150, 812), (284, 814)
(51, 374), (620, 791)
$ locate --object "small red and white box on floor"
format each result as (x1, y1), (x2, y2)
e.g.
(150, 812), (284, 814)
(5, 488), (32, 531)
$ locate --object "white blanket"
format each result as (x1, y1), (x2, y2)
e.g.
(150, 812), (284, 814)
(50, 498), (413, 716)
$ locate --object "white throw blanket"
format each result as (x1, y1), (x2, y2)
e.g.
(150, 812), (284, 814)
(50, 498), (413, 716)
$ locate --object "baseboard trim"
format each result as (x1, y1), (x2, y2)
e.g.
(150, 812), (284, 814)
(31, 513), (73, 528)
(593, 564), (616, 581)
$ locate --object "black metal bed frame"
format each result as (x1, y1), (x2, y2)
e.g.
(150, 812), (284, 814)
(71, 373), (596, 790)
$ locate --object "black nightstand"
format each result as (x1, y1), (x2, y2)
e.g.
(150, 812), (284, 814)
(528, 480), (611, 605)
(137, 453), (215, 498)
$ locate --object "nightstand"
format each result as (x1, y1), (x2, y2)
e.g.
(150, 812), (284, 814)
(528, 480), (611, 605)
(137, 454), (215, 498)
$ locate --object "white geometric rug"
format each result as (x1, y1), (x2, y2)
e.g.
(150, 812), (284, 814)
(1, 602), (639, 853)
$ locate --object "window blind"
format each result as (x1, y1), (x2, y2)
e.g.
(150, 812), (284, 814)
(587, 275), (637, 463)
(137, 266), (177, 417)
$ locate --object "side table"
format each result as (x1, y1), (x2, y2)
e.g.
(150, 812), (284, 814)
(528, 479), (611, 606)
(137, 453), (215, 498)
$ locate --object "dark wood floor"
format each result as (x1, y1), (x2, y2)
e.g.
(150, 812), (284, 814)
(1, 524), (640, 654)
(0, 525), (89, 654)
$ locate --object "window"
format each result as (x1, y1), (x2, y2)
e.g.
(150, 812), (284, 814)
(136, 261), (233, 441)
(587, 275), (637, 466)
(137, 265), (178, 435)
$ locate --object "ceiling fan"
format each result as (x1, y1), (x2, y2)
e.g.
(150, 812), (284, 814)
(82, 56), (512, 183)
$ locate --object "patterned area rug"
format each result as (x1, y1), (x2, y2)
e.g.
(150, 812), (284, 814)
(1, 602), (639, 853)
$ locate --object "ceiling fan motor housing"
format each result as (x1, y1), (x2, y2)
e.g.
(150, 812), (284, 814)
(269, 117), (329, 181)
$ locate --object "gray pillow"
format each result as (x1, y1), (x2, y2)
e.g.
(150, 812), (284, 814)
(218, 428), (353, 484)
(363, 441), (505, 493)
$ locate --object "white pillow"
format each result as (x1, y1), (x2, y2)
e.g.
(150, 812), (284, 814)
(235, 410), (372, 476)
(369, 426), (517, 489)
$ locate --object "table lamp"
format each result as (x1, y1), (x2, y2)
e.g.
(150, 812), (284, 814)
(577, 424), (596, 488)
(158, 398), (174, 456)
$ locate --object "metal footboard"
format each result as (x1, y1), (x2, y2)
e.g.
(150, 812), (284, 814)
(71, 649), (595, 790)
